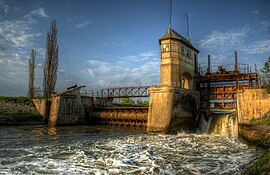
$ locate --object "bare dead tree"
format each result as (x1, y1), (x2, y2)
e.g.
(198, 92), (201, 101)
(28, 49), (36, 98)
(43, 20), (58, 98)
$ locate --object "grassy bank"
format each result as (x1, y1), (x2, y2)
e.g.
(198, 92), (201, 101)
(0, 96), (34, 106)
(239, 114), (270, 174)
(250, 149), (270, 175)
(0, 96), (44, 124)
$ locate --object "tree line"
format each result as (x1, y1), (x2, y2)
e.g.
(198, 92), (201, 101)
(113, 98), (149, 107)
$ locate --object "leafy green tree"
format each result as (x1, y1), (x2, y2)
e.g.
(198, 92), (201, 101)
(43, 20), (58, 98)
(120, 98), (135, 106)
(261, 57), (270, 93)
(136, 99), (149, 107)
(28, 49), (36, 98)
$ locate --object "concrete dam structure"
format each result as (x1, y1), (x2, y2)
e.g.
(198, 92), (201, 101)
(33, 26), (270, 137)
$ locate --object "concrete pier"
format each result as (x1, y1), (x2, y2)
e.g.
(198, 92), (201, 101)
(147, 86), (199, 133)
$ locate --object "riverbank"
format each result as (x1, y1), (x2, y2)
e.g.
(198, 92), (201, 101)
(0, 97), (45, 125)
(239, 124), (270, 174)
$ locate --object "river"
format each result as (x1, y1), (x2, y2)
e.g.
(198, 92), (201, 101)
(0, 125), (259, 174)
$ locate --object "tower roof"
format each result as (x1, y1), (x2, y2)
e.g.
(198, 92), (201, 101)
(159, 26), (199, 52)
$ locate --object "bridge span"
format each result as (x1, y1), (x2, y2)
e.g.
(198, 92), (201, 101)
(100, 86), (150, 98)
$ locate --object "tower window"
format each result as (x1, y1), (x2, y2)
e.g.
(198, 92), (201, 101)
(161, 44), (169, 52)
(187, 50), (191, 58)
(181, 46), (185, 55)
(171, 44), (178, 52)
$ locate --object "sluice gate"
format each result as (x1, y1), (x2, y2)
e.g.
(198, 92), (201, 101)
(89, 107), (148, 126)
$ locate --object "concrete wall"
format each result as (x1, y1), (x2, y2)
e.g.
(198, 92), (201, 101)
(237, 89), (270, 123)
(48, 96), (60, 126)
(147, 86), (174, 132)
(170, 89), (199, 133)
(147, 86), (199, 133)
(48, 88), (86, 126)
(32, 98), (49, 119)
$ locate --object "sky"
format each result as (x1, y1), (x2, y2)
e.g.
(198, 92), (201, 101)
(0, 0), (270, 96)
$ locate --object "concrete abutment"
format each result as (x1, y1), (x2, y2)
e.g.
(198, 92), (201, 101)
(147, 86), (199, 133)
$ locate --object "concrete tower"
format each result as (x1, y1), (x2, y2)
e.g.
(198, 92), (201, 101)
(159, 26), (199, 89)
(159, 26), (180, 87)
(147, 26), (200, 133)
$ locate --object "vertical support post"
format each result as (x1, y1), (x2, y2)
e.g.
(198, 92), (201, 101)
(194, 54), (197, 74)
(206, 55), (211, 109)
(234, 51), (239, 109)
(234, 51), (238, 73)
(207, 55), (211, 75)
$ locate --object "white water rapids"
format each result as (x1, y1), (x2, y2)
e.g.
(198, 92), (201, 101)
(0, 125), (259, 174)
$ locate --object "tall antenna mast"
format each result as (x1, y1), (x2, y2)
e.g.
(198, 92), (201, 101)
(169, 0), (173, 27)
(187, 13), (190, 41)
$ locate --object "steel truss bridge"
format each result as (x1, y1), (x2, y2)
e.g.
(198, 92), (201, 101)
(100, 86), (150, 98)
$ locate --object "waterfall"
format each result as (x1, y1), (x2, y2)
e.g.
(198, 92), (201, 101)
(198, 112), (213, 133)
(198, 112), (238, 138)
(209, 112), (238, 138)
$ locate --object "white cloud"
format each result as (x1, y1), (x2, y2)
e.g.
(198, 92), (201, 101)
(199, 28), (248, 51)
(260, 21), (270, 31)
(0, 0), (9, 16)
(104, 41), (117, 47)
(75, 21), (92, 28)
(82, 51), (160, 89)
(242, 39), (270, 54)
(119, 50), (158, 62)
(30, 8), (48, 18)
(0, 6), (48, 96)
(67, 16), (92, 29)
(253, 10), (259, 14)
(0, 21), (41, 48)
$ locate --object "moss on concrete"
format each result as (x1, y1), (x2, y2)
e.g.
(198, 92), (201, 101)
(239, 124), (270, 148)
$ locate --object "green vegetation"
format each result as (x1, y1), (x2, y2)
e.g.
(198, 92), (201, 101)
(249, 117), (270, 126)
(261, 57), (270, 93)
(113, 98), (149, 107)
(0, 96), (34, 106)
(0, 111), (36, 117)
(136, 99), (149, 107)
(251, 149), (270, 174)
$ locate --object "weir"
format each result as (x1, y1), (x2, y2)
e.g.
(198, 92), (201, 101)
(33, 25), (270, 139)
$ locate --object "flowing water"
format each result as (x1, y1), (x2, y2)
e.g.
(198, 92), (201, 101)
(0, 125), (259, 175)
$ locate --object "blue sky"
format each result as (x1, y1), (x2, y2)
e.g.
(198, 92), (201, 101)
(0, 0), (269, 96)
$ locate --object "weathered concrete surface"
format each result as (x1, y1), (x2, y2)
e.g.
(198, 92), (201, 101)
(32, 98), (49, 119)
(239, 124), (270, 148)
(170, 89), (199, 133)
(237, 89), (270, 123)
(147, 86), (174, 132)
(48, 86), (86, 126)
(147, 86), (198, 133)
(160, 39), (180, 87)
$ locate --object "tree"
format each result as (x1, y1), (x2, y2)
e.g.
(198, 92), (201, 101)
(261, 57), (270, 93)
(120, 98), (135, 106)
(137, 99), (149, 107)
(43, 20), (58, 98)
(28, 49), (36, 98)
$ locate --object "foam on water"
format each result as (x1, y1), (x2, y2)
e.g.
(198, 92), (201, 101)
(0, 125), (260, 175)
